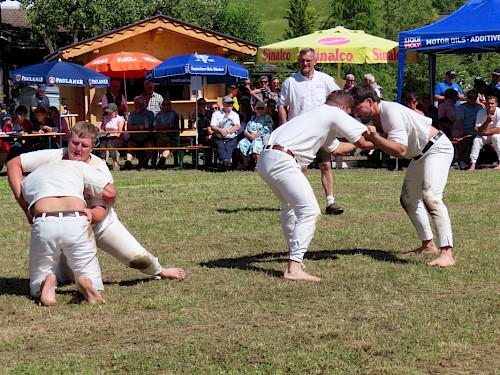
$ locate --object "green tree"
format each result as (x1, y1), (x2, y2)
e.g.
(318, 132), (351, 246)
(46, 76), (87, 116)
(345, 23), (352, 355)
(20, 0), (150, 52)
(323, 0), (383, 36)
(283, 0), (319, 39)
(20, 0), (264, 53)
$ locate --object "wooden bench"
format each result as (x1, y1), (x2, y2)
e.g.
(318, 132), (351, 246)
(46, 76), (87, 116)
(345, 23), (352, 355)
(93, 146), (210, 169)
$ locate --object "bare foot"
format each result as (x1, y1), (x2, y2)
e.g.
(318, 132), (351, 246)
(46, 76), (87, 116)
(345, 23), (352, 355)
(157, 267), (186, 281)
(405, 240), (439, 256)
(494, 165), (500, 170)
(284, 261), (321, 282)
(427, 247), (456, 268)
(468, 163), (476, 171)
(39, 273), (57, 306)
(77, 276), (105, 304)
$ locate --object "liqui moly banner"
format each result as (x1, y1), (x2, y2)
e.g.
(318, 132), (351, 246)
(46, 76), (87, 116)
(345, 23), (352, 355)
(402, 33), (500, 50)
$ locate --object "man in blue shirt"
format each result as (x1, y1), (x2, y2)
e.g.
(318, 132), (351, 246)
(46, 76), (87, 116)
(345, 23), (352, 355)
(434, 70), (464, 105)
(456, 90), (483, 169)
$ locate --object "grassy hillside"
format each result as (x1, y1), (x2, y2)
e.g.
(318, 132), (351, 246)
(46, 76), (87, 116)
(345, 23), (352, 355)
(234, 0), (332, 44)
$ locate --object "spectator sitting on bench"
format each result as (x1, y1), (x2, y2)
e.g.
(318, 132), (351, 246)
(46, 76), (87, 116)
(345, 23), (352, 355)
(124, 96), (155, 170)
(469, 95), (500, 171)
(100, 103), (125, 171)
(154, 98), (179, 169)
(236, 101), (273, 170)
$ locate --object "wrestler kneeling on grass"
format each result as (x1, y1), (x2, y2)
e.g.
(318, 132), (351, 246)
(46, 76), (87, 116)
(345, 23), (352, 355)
(257, 91), (374, 281)
(19, 160), (116, 306)
(8, 121), (186, 282)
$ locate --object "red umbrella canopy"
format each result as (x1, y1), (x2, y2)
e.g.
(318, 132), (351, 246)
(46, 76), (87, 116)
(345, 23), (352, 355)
(85, 52), (161, 79)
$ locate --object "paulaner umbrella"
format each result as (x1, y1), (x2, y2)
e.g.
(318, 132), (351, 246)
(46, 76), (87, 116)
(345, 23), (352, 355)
(10, 60), (110, 87)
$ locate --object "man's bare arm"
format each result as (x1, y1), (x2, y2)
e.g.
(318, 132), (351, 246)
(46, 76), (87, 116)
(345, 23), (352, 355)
(364, 126), (407, 158)
(278, 106), (288, 125)
(7, 156), (31, 222)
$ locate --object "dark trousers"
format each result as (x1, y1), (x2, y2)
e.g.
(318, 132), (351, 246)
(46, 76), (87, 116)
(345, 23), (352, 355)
(214, 138), (237, 162)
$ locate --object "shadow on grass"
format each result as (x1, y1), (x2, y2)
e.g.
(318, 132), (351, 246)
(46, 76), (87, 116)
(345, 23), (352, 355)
(216, 207), (280, 214)
(200, 248), (408, 278)
(0, 277), (29, 296)
(0, 277), (153, 298)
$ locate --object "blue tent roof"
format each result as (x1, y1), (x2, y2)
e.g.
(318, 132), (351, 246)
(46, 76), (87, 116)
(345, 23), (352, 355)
(397, 0), (500, 101)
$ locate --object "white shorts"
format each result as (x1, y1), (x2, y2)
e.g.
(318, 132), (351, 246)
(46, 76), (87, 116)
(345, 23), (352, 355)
(29, 213), (103, 298)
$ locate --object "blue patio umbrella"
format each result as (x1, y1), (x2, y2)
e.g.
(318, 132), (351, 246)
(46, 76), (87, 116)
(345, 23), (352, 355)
(145, 53), (248, 84)
(146, 53), (248, 149)
(10, 60), (110, 87)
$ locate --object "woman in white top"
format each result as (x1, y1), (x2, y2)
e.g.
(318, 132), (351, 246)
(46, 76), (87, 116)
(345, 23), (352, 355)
(100, 103), (125, 171)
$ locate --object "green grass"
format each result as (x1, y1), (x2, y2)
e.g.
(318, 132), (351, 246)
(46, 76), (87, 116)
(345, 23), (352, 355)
(0, 167), (499, 374)
(234, 0), (331, 43)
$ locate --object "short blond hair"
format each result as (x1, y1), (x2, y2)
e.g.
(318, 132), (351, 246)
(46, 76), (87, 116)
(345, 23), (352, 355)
(71, 121), (99, 144)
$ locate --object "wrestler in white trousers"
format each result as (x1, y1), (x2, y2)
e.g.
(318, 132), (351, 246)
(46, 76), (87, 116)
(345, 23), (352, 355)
(469, 134), (500, 163)
(400, 135), (454, 248)
(257, 149), (321, 262)
(57, 208), (162, 282)
(30, 215), (104, 298)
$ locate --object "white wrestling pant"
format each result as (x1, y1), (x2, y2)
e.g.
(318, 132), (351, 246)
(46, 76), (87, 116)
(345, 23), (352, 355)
(29, 213), (103, 299)
(257, 149), (321, 262)
(401, 135), (454, 248)
(57, 208), (162, 282)
(469, 134), (500, 163)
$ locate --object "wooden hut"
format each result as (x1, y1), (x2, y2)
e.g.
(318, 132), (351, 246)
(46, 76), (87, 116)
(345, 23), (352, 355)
(47, 15), (258, 124)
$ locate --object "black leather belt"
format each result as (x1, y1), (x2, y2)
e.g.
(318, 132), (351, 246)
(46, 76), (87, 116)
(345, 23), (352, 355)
(414, 131), (444, 160)
(264, 145), (295, 158)
(33, 211), (87, 219)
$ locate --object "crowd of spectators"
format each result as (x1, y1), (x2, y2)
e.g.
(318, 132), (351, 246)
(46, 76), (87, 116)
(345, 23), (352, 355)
(2, 67), (499, 173)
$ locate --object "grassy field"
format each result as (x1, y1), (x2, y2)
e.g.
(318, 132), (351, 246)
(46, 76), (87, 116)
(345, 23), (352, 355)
(236, 0), (331, 43)
(0, 167), (499, 374)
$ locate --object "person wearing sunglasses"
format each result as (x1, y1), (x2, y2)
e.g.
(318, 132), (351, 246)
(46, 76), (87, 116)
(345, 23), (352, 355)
(406, 93), (424, 115)
(236, 101), (273, 170)
(343, 74), (355, 92)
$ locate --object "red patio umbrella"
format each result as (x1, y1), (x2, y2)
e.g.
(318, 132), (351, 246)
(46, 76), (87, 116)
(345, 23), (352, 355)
(85, 52), (162, 110)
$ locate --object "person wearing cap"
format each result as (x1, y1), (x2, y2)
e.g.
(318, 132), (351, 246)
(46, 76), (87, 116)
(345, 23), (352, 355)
(490, 69), (500, 90)
(29, 84), (50, 127)
(100, 103), (125, 171)
(102, 80), (127, 116)
(434, 70), (464, 105)
(350, 84), (456, 268)
(210, 95), (240, 168)
(277, 47), (343, 216)
(236, 101), (273, 170)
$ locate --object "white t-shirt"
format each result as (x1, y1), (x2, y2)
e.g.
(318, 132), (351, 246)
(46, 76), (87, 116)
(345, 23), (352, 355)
(475, 107), (500, 131)
(278, 70), (340, 120)
(102, 115), (124, 132)
(210, 110), (240, 128)
(266, 104), (367, 168)
(20, 149), (116, 231)
(21, 160), (108, 211)
(378, 101), (433, 159)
